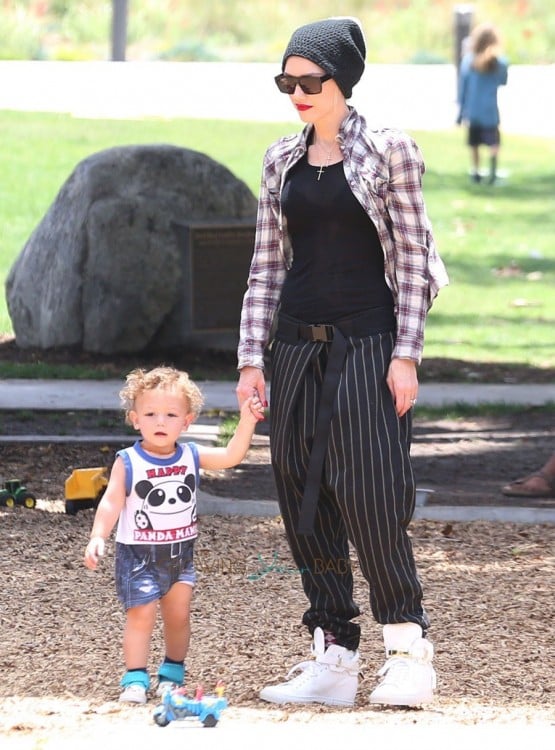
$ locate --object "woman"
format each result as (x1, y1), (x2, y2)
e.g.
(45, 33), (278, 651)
(457, 23), (509, 184)
(236, 17), (448, 708)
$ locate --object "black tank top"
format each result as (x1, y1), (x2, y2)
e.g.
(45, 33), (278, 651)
(280, 154), (393, 323)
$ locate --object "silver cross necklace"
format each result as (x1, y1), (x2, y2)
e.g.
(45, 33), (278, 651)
(316, 141), (335, 181)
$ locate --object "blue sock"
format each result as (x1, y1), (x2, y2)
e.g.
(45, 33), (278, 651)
(120, 669), (150, 689)
(157, 659), (185, 685)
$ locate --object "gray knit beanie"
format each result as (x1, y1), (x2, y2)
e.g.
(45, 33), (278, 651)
(282, 17), (366, 98)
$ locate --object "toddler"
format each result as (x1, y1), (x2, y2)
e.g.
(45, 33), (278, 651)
(84, 366), (264, 703)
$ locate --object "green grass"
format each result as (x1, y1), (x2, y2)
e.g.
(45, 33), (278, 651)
(415, 402), (555, 420)
(415, 128), (555, 369)
(216, 403), (555, 438)
(0, 110), (554, 374)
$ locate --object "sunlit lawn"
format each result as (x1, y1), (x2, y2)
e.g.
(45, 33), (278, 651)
(0, 111), (553, 369)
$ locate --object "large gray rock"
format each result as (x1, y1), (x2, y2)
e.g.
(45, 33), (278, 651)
(6, 144), (256, 353)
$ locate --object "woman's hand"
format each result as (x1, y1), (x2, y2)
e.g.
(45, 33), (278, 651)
(386, 358), (418, 417)
(236, 366), (267, 421)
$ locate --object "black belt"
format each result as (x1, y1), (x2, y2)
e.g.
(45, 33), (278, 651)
(277, 307), (395, 346)
(132, 541), (191, 561)
(276, 309), (395, 535)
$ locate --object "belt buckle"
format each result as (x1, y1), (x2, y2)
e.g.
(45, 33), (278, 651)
(170, 542), (181, 558)
(310, 324), (334, 342)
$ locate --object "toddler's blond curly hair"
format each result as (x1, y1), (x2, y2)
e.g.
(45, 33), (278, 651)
(119, 366), (204, 426)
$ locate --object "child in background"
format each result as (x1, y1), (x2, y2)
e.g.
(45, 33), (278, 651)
(84, 366), (264, 703)
(457, 22), (509, 184)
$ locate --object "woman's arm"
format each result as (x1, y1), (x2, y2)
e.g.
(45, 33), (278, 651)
(237, 145), (288, 372)
(198, 396), (264, 470)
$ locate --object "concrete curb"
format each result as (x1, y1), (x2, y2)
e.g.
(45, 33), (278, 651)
(1, 61), (554, 138)
(413, 504), (555, 524)
(4, 435), (551, 523)
(1, 379), (555, 411)
(196, 491), (554, 525)
(2, 381), (554, 524)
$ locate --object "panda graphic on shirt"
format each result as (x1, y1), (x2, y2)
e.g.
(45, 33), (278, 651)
(115, 441), (199, 545)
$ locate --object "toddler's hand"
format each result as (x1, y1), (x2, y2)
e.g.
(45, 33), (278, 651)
(242, 394), (265, 422)
(84, 537), (105, 570)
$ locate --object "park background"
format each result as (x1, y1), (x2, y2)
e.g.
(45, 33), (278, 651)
(0, 0), (553, 376)
(1, 0), (554, 64)
(0, 3), (554, 741)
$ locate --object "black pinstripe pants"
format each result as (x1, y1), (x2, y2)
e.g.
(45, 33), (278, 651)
(269, 331), (429, 651)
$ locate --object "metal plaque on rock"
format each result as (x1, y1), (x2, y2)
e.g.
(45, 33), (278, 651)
(172, 220), (255, 350)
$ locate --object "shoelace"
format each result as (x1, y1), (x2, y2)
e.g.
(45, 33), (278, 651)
(377, 656), (411, 683)
(375, 654), (436, 696)
(285, 660), (327, 681)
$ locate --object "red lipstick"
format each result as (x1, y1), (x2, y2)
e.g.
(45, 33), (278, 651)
(295, 104), (312, 112)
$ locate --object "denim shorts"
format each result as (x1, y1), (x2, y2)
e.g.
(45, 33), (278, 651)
(115, 541), (196, 610)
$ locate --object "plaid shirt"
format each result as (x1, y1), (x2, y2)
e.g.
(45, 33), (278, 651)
(238, 107), (448, 369)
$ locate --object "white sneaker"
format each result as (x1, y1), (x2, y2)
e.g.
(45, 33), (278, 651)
(119, 683), (147, 704)
(259, 628), (359, 707)
(370, 623), (436, 707)
(155, 680), (179, 697)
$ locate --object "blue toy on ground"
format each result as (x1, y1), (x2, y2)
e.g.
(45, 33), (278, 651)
(153, 682), (227, 728)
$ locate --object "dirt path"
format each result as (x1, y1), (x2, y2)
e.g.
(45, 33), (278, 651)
(0, 509), (553, 744)
(1, 410), (554, 744)
(1, 410), (554, 510)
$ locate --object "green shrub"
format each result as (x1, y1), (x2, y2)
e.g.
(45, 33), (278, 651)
(0, 1), (554, 63)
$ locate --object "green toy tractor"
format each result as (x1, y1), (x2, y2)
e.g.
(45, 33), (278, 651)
(0, 479), (37, 509)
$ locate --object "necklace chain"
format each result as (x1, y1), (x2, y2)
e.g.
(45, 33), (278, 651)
(316, 140), (335, 181)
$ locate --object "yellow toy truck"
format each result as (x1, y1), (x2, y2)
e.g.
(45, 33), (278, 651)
(64, 467), (108, 515)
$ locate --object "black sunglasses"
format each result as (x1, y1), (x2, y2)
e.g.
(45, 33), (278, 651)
(274, 73), (332, 95)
